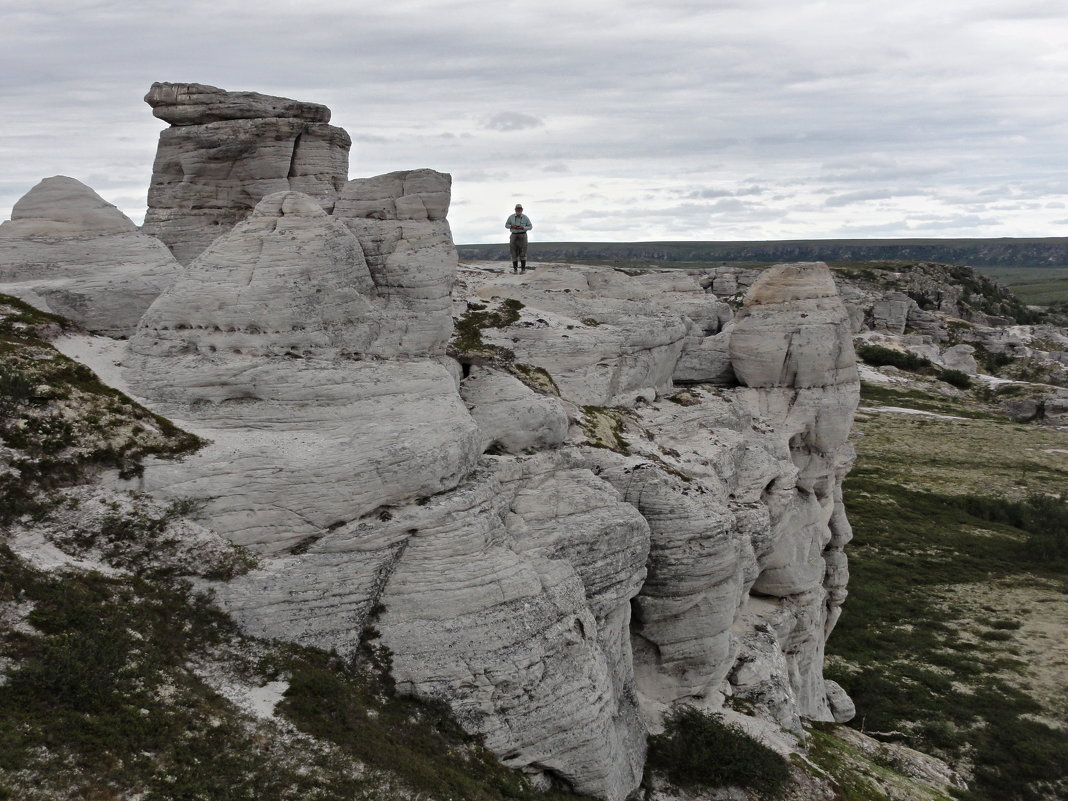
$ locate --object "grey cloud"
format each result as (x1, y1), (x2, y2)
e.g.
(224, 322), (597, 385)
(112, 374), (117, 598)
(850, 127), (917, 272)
(910, 215), (998, 231)
(684, 188), (736, 199)
(824, 189), (900, 208)
(4, 0), (1068, 243)
(820, 157), (954, 184)
(483, 112), (544, 132)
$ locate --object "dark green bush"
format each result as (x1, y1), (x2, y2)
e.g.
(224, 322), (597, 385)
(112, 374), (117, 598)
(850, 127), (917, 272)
(856, 344), (933, 373)
(949, 492), (1068, 565)
(939, 368), (973, 389)
(647, 706), (790, 798)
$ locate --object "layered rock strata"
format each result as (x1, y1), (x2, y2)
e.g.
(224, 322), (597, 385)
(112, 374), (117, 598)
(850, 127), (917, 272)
(142, 82), (351, 263)
(727, 263), (860, 722)
(0, 177), (178, 336)
(471, 267), (692, 406)
(1, 84), (870, 801)
(125, 191), (482, 553)
(333, 169), (458, 356)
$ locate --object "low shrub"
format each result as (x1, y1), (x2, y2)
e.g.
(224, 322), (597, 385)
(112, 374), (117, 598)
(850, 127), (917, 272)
(647, 706), (790, 798)
(939, 368), (973, 389)
(856, 344), (933, 372)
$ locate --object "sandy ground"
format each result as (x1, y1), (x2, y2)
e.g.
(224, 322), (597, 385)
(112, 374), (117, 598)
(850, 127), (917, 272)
(863, 406), (966, 420)
(952, 581), (1068, 725)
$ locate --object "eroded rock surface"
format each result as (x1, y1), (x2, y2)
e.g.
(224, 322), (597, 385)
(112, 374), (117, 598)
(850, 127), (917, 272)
(728, 262), (860, 720)
(333, 169), (458, 356)
(1, 84), (873, 801)
(125, 191), (482, 553)
(142, 82), (351, 263)
(0, 176), (178, 335)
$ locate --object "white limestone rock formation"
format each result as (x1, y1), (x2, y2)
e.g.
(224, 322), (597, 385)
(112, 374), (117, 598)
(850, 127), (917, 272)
(378, 458), (650, 801)
(466, 265), (689, 406)
(142, 82), (351, 263)
(0, 177), (178, 336)
(941, 343), (978, 374)
(333, 169), (458, 356)
(212, 452), (654, 801)
(671, 291), (736, 385)
(125, 192), (482, 552)
(728, 262), (860, 721)
(5, 80), (879, 801)
(460, 365), (570, 454)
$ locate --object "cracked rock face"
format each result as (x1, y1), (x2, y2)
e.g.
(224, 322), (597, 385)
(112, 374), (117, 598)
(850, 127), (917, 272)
(124, 191), (482, 553)
(333, 169), (458, 357)
(728, 262), (860, 721)
(471, 266), (692, 406)
(0, 176), (178, 336)
(379, 458), (649, 801)
(141, 82), (351, 264)
(4, 83), (870, 801)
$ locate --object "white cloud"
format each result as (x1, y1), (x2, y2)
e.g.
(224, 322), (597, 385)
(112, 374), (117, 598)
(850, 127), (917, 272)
(482, 112), (544, 132)
(2, 0), (1067, 242)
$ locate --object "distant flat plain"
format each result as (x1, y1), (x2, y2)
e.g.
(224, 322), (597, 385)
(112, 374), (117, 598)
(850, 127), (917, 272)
(456, 239), (1068, 305)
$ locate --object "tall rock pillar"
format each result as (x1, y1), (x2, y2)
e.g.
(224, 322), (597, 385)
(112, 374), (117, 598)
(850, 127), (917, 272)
(141, 82), (351, 263)
(728, 262), (860, 723)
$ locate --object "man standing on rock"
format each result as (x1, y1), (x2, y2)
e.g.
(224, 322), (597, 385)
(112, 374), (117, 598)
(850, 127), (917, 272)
(506, 203), (533, 273)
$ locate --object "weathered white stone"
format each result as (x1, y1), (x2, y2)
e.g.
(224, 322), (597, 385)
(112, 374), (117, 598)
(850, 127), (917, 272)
(825, 679), (857, 723)
(942, 343), (978, 374)
(378, 461), (650, 801)
(730, 263), (858, 390)
(674, 327), (736, 385)
(464, 265), (689, 406)
(0, 177), (178, 336)
(871, 291), (913, 334)
(334, 170), (458, 356)
(725, 262), (859, 722)
(142, 83), (350, 263)
(461, 365), (569, 454)
(334, 168), (451, 222)
(145, 81), (332, 126)
(123, 358), (481, 553)
(125, 192), (482, 552)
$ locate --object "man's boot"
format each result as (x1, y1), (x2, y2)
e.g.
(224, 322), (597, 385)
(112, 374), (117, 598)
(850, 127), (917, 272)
(512, 261), (519, 273)
(520, 260), (526, 273)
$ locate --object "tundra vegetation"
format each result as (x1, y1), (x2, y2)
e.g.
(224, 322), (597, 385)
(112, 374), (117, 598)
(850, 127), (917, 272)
(827, 383), (1068, 801)
(3, 259), (1067, 800)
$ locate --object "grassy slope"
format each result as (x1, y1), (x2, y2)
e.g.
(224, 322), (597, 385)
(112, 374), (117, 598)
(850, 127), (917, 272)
(0, 542), (585, 801)
(826, 384), (1068, 801)
(0, 295), (585, 801)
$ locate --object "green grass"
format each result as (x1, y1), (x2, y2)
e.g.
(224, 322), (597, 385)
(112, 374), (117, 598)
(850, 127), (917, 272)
(277, 638), (582, 801)
(646, 706), (790, 798)
(0, 544), (371, 801)
(828, 389), (1068, 801)
(449, 298), (524, 363)
(803, 723), (956, 801)
(0, 295), (203, 523)
(0, 539), (587, 801)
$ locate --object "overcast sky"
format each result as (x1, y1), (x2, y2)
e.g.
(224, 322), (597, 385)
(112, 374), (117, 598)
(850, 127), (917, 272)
(2, 0), (1067, 244)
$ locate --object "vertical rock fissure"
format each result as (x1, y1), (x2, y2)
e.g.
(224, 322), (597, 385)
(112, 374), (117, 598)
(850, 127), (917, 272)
(287, 130), (303, 180)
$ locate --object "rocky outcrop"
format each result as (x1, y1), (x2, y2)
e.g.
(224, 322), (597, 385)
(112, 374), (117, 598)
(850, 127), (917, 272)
(124, 191), (482, 553)
(468, 266), (691, 406)
(333, 169), (458, 356)
(379, 459), (649, 799)
(460, 365), (569, 453)
(141, 82), (351, 264)
(0, 177), (178, 335)
(1, 83), (877, 801)
(728, 263), (860, 721)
